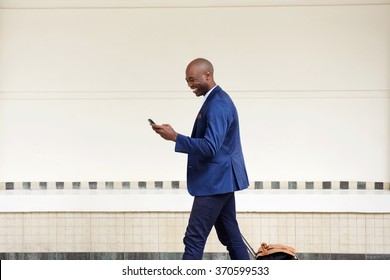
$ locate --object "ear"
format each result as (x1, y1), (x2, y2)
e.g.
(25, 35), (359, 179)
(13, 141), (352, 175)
(205, 71), (211, 80)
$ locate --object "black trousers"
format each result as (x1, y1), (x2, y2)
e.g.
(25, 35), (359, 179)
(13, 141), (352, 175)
(182, 192), (249, 260)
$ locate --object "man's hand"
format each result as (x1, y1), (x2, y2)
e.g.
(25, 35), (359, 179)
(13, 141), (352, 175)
(151, 123), (178, 142)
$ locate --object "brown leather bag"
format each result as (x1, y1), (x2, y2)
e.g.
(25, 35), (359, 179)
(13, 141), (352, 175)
(256, 242), (298, 260)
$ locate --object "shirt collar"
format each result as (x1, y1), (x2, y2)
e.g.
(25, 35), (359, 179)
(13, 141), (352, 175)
(203, 85), (218, 102)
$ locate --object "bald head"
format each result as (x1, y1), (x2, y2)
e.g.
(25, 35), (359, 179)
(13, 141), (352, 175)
(186, 58), (214, 76)
(185, 58), (217, 97)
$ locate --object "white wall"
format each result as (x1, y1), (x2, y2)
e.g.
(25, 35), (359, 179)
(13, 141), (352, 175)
(0, 0), (389, 182)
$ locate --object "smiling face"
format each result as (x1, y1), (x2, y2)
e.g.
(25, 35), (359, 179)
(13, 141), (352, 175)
(185, 58), (216, 97)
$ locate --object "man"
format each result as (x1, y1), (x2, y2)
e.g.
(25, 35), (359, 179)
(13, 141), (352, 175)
(151, 58), (249, 260)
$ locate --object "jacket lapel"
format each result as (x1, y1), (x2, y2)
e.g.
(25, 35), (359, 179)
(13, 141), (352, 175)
(190, 86), (221, 137)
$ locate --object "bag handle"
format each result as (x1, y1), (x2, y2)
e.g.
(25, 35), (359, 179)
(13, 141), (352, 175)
(241, 234), (257, 259)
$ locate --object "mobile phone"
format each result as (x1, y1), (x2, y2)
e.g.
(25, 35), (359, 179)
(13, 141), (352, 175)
(148, 119), (155, 125)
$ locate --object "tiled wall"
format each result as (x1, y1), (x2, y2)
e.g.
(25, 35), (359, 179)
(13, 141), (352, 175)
(0, 212), (389, 260)
(1, 181), (389, 260)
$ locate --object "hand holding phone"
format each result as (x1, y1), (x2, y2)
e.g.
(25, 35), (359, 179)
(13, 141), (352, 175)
(149, 119), (177, 141)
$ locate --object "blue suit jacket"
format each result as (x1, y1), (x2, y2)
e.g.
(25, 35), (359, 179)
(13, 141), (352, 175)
(175, 86), (249, 196)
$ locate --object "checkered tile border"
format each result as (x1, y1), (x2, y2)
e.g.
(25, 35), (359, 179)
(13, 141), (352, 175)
(1, 181), (389, 191)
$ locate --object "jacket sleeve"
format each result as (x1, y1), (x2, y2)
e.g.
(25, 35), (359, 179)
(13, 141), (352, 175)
(175, 101), (230, 158)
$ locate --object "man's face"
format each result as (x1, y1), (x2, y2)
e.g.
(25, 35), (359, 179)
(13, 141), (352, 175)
(185, 65), (210, 97)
